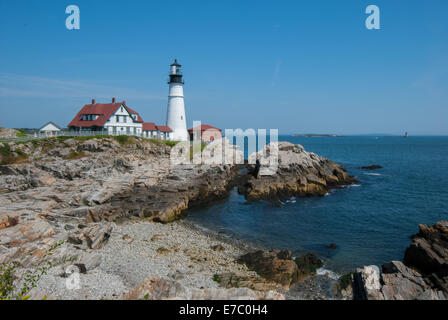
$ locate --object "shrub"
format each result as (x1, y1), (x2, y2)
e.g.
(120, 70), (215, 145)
(0, 262), (49, 300)
(338, 272), (353, 290)
(113, 135), (131, 145)
(213, 274), (221, 283)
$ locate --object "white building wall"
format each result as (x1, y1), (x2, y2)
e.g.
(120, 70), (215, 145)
(166, 83), (189, 141)
(104, 105), (142, 135)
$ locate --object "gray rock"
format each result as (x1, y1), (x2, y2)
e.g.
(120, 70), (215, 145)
(353, 265), (384, 300)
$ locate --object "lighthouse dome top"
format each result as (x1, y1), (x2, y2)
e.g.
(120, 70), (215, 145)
(170, 59), (181, 67)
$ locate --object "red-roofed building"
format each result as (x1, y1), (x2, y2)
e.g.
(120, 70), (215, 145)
(156, 125), (173, 140)
(68, 98), (144, 135)
(142, 122), (158, 138)
(68, 98), (173, 140)
(188, 124), (222, 142)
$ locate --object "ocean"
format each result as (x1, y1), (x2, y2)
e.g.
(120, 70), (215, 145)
(185, 136), (448, 273)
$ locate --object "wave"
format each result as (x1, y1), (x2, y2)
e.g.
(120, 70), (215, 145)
(316, 267), (341, 280)
(364, 172), (381, 176)
(350, 184), (362, 187)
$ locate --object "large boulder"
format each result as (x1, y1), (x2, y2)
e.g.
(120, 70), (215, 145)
(353, 265), (384, 300)
(404, 221), (448, 274)
(67, 223), (112, 249)
(238, 250), (301, 287)
(242, 142), (357, 201)
(381, 261), (444, 300)
(403, 221), (448, 295)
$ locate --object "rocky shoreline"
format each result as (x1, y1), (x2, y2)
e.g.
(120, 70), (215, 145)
(352, 220), (448, 300)
(1, 136), (446, 300)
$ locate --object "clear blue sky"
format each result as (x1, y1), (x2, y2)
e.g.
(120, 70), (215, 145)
(0, 0), (447, 135)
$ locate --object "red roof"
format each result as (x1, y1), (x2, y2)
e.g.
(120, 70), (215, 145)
(188, 124), (221, 133)
(142, 122), (157, 131)
(68, 101), (143, 128)
(156, 125), (173, 132)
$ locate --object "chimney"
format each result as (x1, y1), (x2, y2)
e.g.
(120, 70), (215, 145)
(92, 99), (96, 104)
(123, 100), (126, 106)
(112, 97), (116, 103)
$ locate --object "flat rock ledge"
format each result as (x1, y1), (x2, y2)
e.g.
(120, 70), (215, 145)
(349, 221), (448, 300)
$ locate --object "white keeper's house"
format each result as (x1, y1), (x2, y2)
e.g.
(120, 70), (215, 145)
(39, 121), (62, 137)
(67, 97), (173, 140)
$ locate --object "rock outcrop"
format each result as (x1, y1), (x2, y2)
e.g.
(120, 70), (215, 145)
(240, 142), (357, 201)
(360, 165), (382, 170)
(238, 250), (300, 288)
(0, 127), (20, 139)
(352, 221), (448, 300)
(403, 221), (448, 295)
(124, 276), (285, 300)
(237, 250), (323, 288)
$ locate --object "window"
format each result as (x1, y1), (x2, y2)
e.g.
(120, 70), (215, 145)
(116, 115), (119, 122)
(121, 107), (124, 112)
(181, 116), (183, 120)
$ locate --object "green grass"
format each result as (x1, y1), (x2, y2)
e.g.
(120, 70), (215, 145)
(15, 130), (27, 138)
(213, 274), (221, 283)
(0, 143), (12, 157)
(338, 272), (354, 290)
(148, 138), (179, 147)
(0, 143), (29, 165)
(113, 135), (131, 145)
(65, 150), (86, 160)
(294, 254), (323, 275)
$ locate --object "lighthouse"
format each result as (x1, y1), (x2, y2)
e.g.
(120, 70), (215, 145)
(166, 59), (189, 141)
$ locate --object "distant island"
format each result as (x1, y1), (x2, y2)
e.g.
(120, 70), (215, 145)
(292, 134), (342, 137)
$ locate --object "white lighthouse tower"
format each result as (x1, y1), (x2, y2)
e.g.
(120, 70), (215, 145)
(166, 59), (189, 141)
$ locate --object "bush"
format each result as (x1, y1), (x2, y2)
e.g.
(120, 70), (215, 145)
(338, 273), (353, 290)
(0, 262), (49, 300)
(213, 274), (221, 283)
(0, 241), (68, 300)
(113, 135), (131, 145)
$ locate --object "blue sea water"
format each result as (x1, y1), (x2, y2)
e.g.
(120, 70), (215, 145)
(185, 136), (448, 273)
